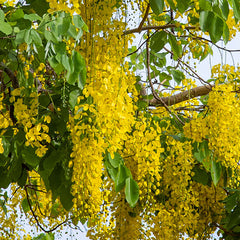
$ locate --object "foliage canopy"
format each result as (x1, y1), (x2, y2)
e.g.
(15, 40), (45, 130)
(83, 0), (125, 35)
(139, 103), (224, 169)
(1, 0), (240, 239)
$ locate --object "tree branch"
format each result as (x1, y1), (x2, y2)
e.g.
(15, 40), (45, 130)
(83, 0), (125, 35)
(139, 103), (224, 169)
(147, 84), (213, 106)
(124, 24), (196, 35)
(0, 62), (19, 89)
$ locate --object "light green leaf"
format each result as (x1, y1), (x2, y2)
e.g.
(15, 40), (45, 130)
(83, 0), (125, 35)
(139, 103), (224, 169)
(170, 69), (185, 84)
(24, 13), (42, 22)
(0, 10), (4, 22)
(31, 30), (42, 45)
(223, 22), (230, 44)
(211, 159), (222, 186)
(232, 0), (240, 20)
(220, 0), (229, 19)
(108, 152), (123, 168)
(199, 11), (213, 32)
(168, 34), (182, 59)
(73, 15), (88, 32)
(125, 177), (139, 207)
(0, 21), (12, 35)
(69, 89), (80, 110)
(115, 164), (129, 192)
(24, 29), (32, 45)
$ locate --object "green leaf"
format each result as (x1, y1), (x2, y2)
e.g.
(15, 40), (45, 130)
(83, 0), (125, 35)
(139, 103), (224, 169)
(125, 177), (139, 207)
(60, 185), (73, 211)
(22, 147), (40, 168)
(227, 206), (240, 230)
(168, 34), (182, 59)
(73, 15), (88, 32)
(211, 159), (222, 186)
(24, 29), (32, 45)
(1, 137), (10, 158)
(108, 152), (123, 168)
(15, 30), (26, 45)
(26, 0), (50, 17)
(18, 167), (28, 187)
(199, 11), (214, 32)
(199, 0), (212, 10)
(209, 15), (224, 43)
(10, 9), (24, 21)
(192, 166), (211, 186)
(223, 22), (230, 44)
(69, 89), (81, 110)
(31, 30), (42, 46)
(0, 167), (10, 189)
(220, 0), (229, 19)
(0, 10), (5, 22)
(170, 69), (185, 84)
(24, 13), (42, 22)
(21, 198), (30, 213)
(115, 164), (129, 192)
(223, 191), (240, 213)
(0, 21), (12, 35)
(176, 0), (190, 13)
(149, 0), (164, 15)
(232, 0), (240, 20)
(150, 31), (167, 52)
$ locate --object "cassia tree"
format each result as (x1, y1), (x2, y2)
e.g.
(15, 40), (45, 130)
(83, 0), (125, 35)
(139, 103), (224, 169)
(0, 0), (240, 239)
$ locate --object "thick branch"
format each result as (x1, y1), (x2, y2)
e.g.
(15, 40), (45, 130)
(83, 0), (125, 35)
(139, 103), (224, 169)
(148, 85), (213, 106)
(124, 24), (196, 35)
(0, 62), (19, 89)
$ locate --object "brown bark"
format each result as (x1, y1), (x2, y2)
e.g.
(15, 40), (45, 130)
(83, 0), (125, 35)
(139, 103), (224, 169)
(147, 85), (213, 106)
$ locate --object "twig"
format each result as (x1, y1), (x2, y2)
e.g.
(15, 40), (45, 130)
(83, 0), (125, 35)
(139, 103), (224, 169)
(146, 30), (185, 125)
(124, 24), (196, 35)
(137, 3), (150, 32)
(24, 186), (68, 233)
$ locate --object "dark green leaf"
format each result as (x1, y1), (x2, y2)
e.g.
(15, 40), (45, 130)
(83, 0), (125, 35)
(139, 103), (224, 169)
(209, 15), (224, 43)
(125, 177), (139, 207)
(150, 31), (167, 52)
(223, 191), (240, 213)
(60, 185), (73, 211)
(22, 147), (40, 168)
(192, 166), (211, 186)
(227, 206), (240, 230)
(26, 0), (50, 17)
(149, 0), (164, 15)
(0, 167), (10, 188)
